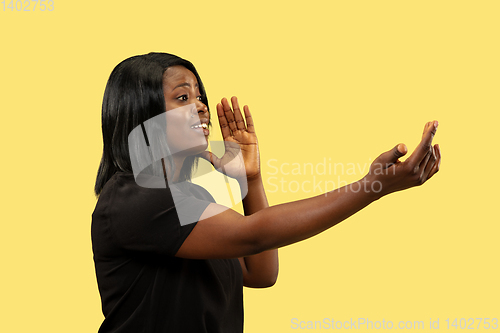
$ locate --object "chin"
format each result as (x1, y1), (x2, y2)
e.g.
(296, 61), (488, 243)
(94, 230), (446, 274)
(183, 140), (208, 156)
(195, 142), (209, 154)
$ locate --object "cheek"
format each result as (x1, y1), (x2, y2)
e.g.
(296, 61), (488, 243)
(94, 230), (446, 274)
(165, 117), (183, 139)
(165, 114), (191, 146)
(163, 104), (199, 147)
(164, 100), (178, 113)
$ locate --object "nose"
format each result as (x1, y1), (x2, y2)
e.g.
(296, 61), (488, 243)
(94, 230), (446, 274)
(195, 99), (209, 117)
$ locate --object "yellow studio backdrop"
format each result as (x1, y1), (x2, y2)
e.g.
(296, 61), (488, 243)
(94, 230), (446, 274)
(1, 0), (498, 332)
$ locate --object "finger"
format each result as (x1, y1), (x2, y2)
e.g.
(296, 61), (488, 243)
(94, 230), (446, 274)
(231, 96), (246, 131)
(417, 144), (432, 174)
(374, 143), (408, 169)
(427, 144), (441, 180)
(407, 121), (438, 165)
(243, 105), (255, 133)
(419, 145), (436, 181)
(221, 97), (238, 133)
(216, 103), (231, 139)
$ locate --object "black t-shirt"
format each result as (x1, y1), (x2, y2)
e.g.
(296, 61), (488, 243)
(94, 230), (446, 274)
(91, 171), (243, 332)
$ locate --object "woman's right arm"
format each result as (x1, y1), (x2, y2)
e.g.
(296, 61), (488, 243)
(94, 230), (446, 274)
(176, 121), (440, 259)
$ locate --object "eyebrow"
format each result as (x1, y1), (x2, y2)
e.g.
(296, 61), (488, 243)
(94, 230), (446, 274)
(172, 82), (199, 92)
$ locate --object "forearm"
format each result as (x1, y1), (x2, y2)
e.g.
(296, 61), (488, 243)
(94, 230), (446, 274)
(240, 175), (269, 215)
(248, 177), (380, 252)
(239, 175), (279, 287)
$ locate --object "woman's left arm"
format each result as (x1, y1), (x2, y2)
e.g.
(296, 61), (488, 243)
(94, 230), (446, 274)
(238, 174), (279, 288)
(197, 96), (278, 288)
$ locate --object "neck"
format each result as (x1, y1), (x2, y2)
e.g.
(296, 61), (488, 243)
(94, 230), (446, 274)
(168, 154), (187, 183)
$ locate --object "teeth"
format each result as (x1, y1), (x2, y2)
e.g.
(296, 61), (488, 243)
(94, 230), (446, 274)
(191, 123), (208, 129)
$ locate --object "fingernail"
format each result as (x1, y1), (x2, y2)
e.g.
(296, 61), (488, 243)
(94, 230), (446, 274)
(434, 121), (439, 128)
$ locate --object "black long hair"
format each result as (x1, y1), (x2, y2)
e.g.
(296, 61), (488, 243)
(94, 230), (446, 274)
(94, 52), (210, 196)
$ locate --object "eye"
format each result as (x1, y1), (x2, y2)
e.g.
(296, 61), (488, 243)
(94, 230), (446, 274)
(176, 94), (188, 101)
(197, 95), (203, 101)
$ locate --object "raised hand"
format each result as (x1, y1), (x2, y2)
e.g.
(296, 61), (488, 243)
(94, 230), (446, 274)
(197, 96), (261, 182)
(363, 121), (441, 198)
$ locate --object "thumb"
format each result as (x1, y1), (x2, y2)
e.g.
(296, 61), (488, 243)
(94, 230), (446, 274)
(375, 143), (408, 167)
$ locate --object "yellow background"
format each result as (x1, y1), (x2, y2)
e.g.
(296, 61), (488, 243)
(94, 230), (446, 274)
(1, 0), (498, 332)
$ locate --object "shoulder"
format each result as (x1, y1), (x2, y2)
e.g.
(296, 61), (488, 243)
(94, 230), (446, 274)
(96, 172), (214, 228)
(92, 171), (195, 256)
(94, 172), (178, 222)
(174, 181), (216, 203)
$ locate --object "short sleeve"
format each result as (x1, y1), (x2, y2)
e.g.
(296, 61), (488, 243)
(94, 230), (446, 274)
(106, 173), (213, 256)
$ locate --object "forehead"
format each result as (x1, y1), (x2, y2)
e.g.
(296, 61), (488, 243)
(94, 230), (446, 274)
(162, 66), (198, 90)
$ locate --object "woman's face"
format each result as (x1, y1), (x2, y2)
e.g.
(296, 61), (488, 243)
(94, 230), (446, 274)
(162, 65), (210, 156)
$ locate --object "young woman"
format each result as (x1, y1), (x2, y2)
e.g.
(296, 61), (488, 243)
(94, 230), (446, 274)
(92, 52), (440, 332)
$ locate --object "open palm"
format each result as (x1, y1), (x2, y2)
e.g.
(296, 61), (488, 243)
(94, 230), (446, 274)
(198, 97), (260, 182)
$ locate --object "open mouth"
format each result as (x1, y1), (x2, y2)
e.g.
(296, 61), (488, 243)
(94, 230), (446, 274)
(190, 123), (208, 130)
(190, 122), (209, 136)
